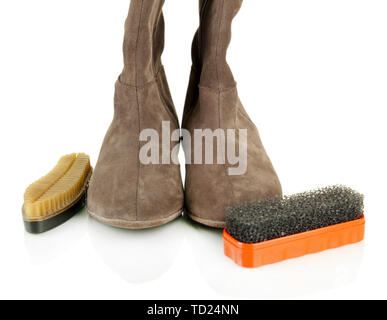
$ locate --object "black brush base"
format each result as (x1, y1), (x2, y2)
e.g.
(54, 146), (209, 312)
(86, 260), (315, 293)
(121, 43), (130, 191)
(24, 193), (87, 234)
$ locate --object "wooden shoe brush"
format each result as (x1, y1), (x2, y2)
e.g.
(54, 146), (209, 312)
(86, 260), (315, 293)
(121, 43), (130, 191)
(22, 153), (92, 234)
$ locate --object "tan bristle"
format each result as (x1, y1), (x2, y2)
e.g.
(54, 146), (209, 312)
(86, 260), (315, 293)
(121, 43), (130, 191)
(23, 153), (91, 219)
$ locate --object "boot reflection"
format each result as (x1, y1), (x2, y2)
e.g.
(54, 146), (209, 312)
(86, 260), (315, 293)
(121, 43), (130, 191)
(88, 215), (184, 284)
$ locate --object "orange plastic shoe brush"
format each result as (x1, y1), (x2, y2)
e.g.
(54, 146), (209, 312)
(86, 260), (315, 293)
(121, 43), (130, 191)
(224, 186), (365, 268)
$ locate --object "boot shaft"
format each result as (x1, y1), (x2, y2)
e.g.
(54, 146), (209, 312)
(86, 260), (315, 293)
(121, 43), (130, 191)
(194, 0), (243, 90)
(121, 0), (165, 86)
(183, 0), (243, 126)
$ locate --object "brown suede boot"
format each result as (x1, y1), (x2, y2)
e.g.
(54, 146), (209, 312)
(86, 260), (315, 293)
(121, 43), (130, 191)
(87, 0), (184, 229)
(183, 0), (282, 228)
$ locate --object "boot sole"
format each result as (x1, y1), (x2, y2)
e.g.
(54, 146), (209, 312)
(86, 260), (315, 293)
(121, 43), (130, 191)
(87, 208), (183, 230)
(186, 210), (226, 229)
(22, 153), (92, 234)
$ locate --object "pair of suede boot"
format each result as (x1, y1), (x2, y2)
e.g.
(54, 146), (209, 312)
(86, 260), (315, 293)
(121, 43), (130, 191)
(87, 0), (282, 229)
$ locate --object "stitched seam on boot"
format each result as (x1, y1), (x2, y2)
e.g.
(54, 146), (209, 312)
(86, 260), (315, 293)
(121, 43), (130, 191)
(124, 66), (180, 138)
(88, 208), (183, 224)
(217, 0), (236, 208)
(155, 67), (180, 129)
(118, 67), (164, 89)
(198, 83), (237, 93)
(134, 0), (145, 221)
(220, 91), (236, 209)
(215, 0), (224, 91)
(118, 76), (158, 89)
(186, 210), (226, 225)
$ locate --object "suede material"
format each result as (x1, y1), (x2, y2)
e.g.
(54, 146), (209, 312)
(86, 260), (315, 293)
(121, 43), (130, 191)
(87, 0), (183, 228)
(183, 0), (282, 227)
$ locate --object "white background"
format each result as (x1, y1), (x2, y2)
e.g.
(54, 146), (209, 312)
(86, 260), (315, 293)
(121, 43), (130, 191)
(0, 0), (386, 300)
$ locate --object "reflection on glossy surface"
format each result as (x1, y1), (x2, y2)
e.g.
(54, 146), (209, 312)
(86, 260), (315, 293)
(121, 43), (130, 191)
(24, 208), (88, 264)
(23, 209), (365, 298)
(184, 216), (364, 299)
(88, 214), (184, 284)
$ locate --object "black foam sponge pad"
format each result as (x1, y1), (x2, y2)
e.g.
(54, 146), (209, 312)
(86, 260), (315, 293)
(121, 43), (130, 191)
(226, 185), (364, 244)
